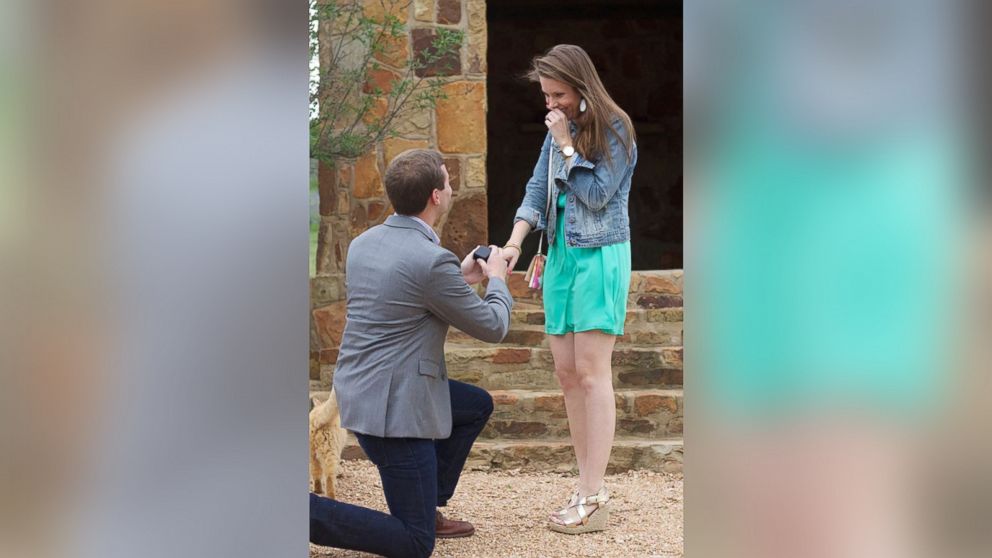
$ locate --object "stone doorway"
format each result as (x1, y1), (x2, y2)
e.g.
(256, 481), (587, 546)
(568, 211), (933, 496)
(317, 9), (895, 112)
(485, 0), (682, 270)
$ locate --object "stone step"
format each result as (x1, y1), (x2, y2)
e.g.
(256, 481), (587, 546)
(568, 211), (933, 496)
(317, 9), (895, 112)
(447, 318), (683, 348)
(467, 438), (683, 474)
(311, 358), (682, 392)
(311, 305), (681, 370)
(506, 303), (683, 328)
(504, 270), (684, 310)
(310, 343), (683, 391)
(483, 388), (682, 440)
(445, 344), (683, 373)
(451, 365), (682, 391)
(341, 436), (683, 474)
(443, 344), (683, 390)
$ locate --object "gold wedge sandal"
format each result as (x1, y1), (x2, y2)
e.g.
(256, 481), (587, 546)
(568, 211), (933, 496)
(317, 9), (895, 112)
(548, 486), (610, 534)
(550, 489), (579, 521)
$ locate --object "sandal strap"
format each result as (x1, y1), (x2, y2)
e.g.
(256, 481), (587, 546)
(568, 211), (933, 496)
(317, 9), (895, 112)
(554, 490), (580, 515)
(579, 488), (610, 506)
(559, 503), (588, 527)
(558, 500), (601, 527)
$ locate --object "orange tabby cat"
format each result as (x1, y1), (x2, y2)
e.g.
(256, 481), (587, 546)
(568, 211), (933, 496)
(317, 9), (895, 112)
(309, 389), (348, 498)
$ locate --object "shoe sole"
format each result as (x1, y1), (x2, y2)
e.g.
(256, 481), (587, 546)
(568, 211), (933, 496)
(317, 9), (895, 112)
(435, 529), (475, 539)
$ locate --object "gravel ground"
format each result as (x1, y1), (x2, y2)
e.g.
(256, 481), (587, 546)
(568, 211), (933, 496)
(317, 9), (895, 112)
(310, 460), (683, 558)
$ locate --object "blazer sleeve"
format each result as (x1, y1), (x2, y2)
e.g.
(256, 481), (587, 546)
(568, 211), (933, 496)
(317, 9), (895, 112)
(423, 250), (513, 343)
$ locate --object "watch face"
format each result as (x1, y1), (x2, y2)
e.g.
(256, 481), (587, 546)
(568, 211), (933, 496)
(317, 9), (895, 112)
(563, 145), (575, 157)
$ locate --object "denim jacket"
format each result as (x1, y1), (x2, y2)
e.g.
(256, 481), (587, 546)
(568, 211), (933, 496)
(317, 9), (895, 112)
(513, 120), (637, 248)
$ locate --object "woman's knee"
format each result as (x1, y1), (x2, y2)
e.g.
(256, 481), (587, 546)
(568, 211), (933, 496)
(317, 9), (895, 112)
(573, 363), (611, 394)
(554, 364), (579, 388)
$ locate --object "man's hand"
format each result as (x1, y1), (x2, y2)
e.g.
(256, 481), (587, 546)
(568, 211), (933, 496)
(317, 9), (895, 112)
(460, 247), (486, 285)
(477, 245), (508, 282)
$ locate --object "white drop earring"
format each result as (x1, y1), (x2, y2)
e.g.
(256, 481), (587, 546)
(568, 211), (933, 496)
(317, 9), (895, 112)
(579, 98), (587, 113)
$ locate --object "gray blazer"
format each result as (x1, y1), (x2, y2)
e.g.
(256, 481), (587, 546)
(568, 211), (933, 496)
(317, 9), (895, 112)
(332, 215), (513, 439)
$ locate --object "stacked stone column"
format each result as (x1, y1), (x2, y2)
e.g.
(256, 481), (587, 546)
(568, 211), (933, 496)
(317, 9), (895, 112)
(313, 0), (490, 385)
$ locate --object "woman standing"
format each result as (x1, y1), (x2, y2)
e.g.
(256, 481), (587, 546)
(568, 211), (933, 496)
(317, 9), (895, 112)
(502, 44), (637, 534)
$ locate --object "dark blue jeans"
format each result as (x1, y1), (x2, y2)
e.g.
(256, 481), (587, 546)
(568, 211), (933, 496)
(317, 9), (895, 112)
(309, 380), (493, 558)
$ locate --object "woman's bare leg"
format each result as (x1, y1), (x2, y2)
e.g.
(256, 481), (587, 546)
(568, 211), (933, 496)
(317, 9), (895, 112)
(572, 330), (617, 497)
(548, 334), (586, 475)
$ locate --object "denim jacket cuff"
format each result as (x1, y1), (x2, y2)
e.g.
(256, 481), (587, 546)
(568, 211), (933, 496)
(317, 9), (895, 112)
(514, 206), (543, 230)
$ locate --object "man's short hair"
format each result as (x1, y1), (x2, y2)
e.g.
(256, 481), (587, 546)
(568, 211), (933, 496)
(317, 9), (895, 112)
(384, 149), (445, 215)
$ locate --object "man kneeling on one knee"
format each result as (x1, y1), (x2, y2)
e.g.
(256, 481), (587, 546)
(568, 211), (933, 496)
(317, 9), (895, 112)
(309, 149), (513, 558)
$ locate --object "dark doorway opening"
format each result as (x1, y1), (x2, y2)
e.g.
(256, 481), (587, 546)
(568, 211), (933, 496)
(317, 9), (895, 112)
(486, 0), (682, 270)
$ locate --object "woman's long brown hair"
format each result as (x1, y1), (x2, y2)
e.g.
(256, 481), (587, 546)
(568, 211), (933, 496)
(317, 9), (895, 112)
(526, 44), (636, 167)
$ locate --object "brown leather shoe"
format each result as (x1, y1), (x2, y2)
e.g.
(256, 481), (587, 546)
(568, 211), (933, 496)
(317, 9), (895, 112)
(435, 510), (475, 539)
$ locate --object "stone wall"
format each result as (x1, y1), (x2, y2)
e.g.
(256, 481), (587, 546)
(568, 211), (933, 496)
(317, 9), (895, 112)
(312, 0), (488, 382)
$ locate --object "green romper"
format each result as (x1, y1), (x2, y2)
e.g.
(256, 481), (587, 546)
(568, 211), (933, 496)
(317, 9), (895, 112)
(543, 192), (631, 336)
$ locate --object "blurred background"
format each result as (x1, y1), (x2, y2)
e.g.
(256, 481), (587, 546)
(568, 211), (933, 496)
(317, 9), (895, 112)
(686, 1), (991, 557)
(1, 1), (309, 557)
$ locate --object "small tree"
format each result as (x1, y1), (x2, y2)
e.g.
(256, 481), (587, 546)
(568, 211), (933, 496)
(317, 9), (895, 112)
(310, 0), (463, 163)
(310, 0), (462, 275)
